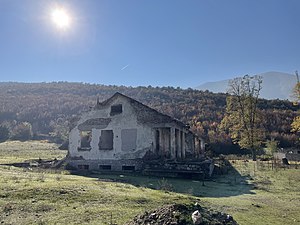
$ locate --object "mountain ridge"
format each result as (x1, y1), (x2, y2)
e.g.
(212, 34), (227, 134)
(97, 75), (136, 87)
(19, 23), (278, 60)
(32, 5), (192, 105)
(196, 71), (297, 100)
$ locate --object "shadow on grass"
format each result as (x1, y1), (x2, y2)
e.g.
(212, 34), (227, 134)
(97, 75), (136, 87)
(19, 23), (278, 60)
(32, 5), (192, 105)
(1, 158), (255, 198)
(72, 163), (255, 198)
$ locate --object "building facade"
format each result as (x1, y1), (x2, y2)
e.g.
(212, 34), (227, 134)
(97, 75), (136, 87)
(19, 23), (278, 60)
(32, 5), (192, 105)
(68, 92), (204, 171)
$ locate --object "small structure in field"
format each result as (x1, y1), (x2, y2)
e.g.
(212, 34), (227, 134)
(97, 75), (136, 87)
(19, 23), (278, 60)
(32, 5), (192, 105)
(67, 92), (211, 177)
(274, 148), (300, 162)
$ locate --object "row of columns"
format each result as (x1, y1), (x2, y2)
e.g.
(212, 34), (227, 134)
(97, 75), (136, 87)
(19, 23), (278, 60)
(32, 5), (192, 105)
(189, 135), (205, 158)
(156, 127), (185, 160)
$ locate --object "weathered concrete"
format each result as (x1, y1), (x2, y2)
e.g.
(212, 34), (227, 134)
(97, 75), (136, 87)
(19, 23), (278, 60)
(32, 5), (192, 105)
(67, 158), (144, 171)
(68, 92), (205, 172)
(78, 118), (111, 130)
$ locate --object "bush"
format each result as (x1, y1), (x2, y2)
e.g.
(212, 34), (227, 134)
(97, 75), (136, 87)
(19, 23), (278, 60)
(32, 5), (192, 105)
(11, 122), (33, 141)
(0, 125), (10, 142)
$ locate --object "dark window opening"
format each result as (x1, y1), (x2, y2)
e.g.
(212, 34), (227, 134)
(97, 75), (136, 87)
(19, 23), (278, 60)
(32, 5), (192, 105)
(78, 164), (89, 170)
(110, 104), (122, 116)
(121, 129), (137, 151)
(99, 130), (113, 150)
(99, 165), (112, 170)
(79, 131), (92, 150)
(155, 130), (160, 154)
(122, 165), (135, 171)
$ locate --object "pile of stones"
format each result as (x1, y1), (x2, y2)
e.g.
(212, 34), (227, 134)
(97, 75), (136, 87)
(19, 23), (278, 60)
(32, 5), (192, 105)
(125, 203), (238, 225)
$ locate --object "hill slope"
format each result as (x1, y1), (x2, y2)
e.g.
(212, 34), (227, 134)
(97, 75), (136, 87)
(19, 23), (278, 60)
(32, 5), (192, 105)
(196, 71), (297, 100)
(0, 82), (298, 150)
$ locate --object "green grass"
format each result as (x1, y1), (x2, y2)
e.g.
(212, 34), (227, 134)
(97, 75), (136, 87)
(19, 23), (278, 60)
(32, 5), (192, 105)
(0, 141), (66, 164)
(0, 141), (194, 225)
(0, 141), (299, 225)
(201, 161), (300, 225)
(0, 167), (193, 224)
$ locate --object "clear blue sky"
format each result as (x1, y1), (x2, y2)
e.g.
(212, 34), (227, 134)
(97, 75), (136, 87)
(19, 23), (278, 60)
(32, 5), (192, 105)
(0, 0), (299, 88)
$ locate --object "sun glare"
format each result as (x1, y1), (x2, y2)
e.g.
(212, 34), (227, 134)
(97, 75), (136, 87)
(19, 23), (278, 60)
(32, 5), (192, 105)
(51, 8), (71, 29)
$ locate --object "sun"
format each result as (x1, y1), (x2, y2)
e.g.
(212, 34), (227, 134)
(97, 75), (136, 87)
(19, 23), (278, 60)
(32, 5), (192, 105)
(51, 8), (71, 29)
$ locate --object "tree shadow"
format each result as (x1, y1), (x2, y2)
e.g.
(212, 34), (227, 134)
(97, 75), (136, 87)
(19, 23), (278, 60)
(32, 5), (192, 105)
(72, 161), (255, 198)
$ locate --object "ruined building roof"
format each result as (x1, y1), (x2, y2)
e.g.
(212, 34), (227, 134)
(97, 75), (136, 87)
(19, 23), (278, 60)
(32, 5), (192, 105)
(95, 92), (189, 128)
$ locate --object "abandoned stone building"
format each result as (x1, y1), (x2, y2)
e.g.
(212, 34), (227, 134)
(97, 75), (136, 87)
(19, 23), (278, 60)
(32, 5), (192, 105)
(68, 92), (206, 173)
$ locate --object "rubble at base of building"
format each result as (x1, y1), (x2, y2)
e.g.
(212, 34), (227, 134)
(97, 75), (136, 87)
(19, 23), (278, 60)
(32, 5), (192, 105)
(125, 203), (238, 225)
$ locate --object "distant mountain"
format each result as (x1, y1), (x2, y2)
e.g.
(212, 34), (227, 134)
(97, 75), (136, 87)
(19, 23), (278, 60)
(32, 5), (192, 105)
(196, 72), (298, 100)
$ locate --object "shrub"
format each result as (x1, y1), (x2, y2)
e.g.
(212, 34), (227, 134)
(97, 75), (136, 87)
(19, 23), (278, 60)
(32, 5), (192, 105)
(11, 122), (33, 141)
(0, 125), (10, 142)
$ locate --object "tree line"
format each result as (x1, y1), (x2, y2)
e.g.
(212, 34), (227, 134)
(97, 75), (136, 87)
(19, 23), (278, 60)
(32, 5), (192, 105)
(0, 82), (298, 154)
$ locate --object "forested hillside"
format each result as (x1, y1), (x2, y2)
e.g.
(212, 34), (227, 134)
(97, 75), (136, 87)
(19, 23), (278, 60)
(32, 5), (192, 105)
(0, 82), (298, 153)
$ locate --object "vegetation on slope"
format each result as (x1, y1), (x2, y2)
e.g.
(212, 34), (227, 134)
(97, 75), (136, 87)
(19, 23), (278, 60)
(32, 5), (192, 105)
(0, 82), (299, 153)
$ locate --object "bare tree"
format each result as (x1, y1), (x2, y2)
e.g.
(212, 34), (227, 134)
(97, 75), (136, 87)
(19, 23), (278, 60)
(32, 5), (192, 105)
(220, 75), (264, 160)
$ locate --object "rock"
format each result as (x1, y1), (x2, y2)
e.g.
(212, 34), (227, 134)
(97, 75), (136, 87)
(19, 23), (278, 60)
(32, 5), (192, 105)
(149, 213), (157, 219)
(252, 203), (261, 208)
(226, 214), (233, 222)
(192, 210), (202, 225)
(59, 189), (67, 194)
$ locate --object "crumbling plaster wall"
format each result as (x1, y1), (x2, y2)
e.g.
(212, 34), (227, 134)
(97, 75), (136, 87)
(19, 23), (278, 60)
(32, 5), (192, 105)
(69, 96), (154, 160)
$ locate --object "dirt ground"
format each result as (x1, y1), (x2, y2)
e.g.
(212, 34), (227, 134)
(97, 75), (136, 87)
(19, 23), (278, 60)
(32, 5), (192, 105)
(126, 203), (238, 225)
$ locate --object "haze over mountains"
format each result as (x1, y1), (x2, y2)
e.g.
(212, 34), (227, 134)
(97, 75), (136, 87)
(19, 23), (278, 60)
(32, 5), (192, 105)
(196, 72), (297, 100)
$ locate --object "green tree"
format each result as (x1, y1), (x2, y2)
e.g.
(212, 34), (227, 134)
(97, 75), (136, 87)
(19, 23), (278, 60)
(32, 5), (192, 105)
(265, 138), (279, 156)
(220, 75), (264, 160)
(0, 125), (10, 142)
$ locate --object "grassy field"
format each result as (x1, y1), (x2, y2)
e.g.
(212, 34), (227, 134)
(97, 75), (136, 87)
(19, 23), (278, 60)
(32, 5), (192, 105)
(0, 141), (299, 225)
(0, 141), (66, 164)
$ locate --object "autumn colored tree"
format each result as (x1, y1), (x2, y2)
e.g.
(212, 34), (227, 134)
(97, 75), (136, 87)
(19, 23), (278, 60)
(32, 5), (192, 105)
(0, 82), (298, 148)
(291, 71), (300, 133)
(220, 75), (264, 160)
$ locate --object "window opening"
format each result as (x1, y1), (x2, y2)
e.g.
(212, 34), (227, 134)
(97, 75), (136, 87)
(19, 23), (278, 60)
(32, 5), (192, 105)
(121, 129), (137, 151)
(99, 165), (112, 170)
(110, 104), (122, 116)
(79, 131), (92, 150)
(122, 165), (135, 171)
(99, 130), (113, 150)
(78, 165), (89, 170)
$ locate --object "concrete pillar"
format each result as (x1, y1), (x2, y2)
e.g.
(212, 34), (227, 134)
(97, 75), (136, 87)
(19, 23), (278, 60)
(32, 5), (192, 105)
(160, 128), (171, 158)
(159, 128), (164, 157)
(176, 129), (182, 159)
(194, 137), (198, 158)
(161, 129), (165, 156)
(181, 131), (186, 159)
(191, 135), (195, 157)
(165, 129), (171, 158)
(200, 139), (205, 154)
(170, 127), (176, 159)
